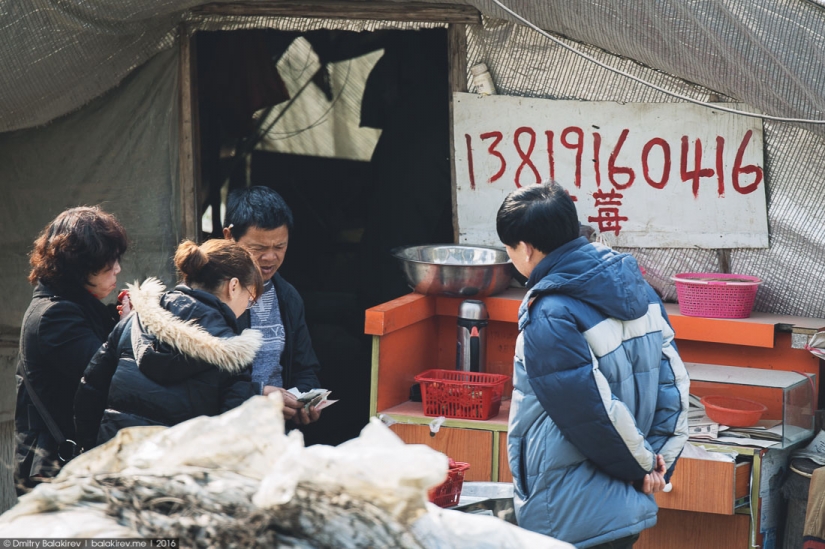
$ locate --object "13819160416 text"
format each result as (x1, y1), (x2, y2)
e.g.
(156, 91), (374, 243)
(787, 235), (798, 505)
(463, 126), (763, 199)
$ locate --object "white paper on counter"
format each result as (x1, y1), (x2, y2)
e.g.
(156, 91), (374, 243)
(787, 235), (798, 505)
(712, 436), (780, 449)
(682, 442), (737, 461)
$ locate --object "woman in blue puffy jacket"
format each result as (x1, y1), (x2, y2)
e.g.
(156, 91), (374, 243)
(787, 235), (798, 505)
(496, 182), (690, 549)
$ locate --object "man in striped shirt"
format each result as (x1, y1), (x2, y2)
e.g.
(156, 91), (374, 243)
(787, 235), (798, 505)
(224, 186), (322, 426)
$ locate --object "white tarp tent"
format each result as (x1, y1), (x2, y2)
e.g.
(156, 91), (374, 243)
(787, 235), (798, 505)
(3, 0), (825, 515)
(1, 0), (825, 320)
(3, 1), (825, 136)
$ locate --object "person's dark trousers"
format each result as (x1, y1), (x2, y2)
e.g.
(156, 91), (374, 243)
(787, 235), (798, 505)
(588, 533), (640, 549)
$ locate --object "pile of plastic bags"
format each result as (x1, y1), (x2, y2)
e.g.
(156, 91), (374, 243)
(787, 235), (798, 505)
(0, 394), (572, 549)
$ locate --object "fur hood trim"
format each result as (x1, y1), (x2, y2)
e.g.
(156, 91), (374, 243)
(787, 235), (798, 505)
(127, 278), (262, 374)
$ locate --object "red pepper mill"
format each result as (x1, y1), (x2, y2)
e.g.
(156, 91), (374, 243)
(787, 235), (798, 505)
(456, 300), (489, 372)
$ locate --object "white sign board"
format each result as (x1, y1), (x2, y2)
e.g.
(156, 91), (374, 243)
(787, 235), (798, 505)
(453, 93), (768, 248)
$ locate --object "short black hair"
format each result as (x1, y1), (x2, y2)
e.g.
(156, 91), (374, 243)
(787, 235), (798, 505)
(224, 186), (294, 240)
(496, 181), (580, 254)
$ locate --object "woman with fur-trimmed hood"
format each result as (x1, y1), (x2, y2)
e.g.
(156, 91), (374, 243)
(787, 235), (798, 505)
(74, 239), (270, 450)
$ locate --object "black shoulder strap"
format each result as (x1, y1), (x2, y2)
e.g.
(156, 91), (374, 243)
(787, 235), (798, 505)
(17, 363), (78, 462)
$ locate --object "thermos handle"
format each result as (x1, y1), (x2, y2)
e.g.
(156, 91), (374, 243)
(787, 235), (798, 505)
(470, 326), (480, 373)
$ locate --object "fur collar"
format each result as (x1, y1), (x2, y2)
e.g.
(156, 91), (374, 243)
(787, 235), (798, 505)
(127, 278), (262, 373)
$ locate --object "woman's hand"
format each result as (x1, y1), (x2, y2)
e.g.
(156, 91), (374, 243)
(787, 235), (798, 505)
(116, 290), (132, 318)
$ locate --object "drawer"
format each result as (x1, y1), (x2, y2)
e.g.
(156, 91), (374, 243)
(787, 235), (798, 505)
(390, 424), (493, 481)
(636, 509), (751, 549)
(495, 436), (748, 511)
(655, 456), (751, 515)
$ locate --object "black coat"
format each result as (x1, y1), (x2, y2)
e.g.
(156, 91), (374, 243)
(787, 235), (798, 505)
(237, 273), (320, 392)
(74, 280), (262, 449)
(15, 282), (118, 483)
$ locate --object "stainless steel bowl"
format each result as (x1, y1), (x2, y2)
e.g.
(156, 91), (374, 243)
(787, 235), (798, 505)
(391, 244), (514, 298)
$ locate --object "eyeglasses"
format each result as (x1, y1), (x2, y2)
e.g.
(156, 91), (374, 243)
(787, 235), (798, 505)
(245, 288), (258, 310)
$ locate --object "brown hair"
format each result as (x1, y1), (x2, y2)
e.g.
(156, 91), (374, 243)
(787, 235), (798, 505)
(28, 206), (128, 293)
(174, 239), (263, 300)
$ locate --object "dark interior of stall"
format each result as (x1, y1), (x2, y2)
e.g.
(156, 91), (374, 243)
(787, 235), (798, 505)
(195, 27), (453, 445)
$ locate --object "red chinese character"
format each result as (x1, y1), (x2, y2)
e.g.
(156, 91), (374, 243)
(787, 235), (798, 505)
(592, 189), (623, 206)
(588, 190), (628, 235)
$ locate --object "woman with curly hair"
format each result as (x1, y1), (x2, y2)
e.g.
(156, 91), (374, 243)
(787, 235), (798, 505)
(15, 206), (128, 490)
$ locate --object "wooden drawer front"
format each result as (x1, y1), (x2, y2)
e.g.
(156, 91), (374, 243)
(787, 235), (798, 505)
(636, 509), (751, 549)
(390, 424), (493, 481)
(655, 457), (751, 515)
(498, 432), (513, 483)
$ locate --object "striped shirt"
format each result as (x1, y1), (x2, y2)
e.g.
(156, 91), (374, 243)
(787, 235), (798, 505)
(249, 279), (286, 388)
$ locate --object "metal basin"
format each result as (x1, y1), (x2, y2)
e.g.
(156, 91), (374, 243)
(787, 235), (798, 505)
(391, 244), (514, 298)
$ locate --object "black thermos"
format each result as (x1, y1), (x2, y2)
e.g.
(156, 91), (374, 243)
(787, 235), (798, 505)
(456, 300), (489, 372)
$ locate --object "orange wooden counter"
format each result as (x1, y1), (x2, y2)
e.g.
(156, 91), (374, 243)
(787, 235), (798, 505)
(365, 290), (823, 547)
(365, 289), (524, 482)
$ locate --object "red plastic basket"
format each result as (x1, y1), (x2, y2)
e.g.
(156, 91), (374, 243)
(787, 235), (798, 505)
(671, 272), (762, 319)
(428, 461), (471, 508)
(414, 369), (509, 420)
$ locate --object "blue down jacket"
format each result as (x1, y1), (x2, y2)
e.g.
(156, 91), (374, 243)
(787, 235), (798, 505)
(508, 237), (689, 548)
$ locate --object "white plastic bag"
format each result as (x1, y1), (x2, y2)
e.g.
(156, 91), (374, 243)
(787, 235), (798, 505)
(1, 392), (574, 548)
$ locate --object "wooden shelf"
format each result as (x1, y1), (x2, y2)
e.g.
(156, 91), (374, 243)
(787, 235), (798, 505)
(654, 457), (751, 515)
(380, 399), (510, 432)
(366, 292), (825, 347)
(664, 303), (825, 348)
(365, 289), (524, 336)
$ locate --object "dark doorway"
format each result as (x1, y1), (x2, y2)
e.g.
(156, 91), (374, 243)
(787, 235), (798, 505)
(196, 27), (453, 445)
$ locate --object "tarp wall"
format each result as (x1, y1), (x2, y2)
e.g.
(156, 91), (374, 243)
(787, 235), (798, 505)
(3, 1), (825, 136)
(2, 0), (825, 317)
(459, 0), (825, 133)
(464, 16), (825, 316)
(0, 48), (181, 329)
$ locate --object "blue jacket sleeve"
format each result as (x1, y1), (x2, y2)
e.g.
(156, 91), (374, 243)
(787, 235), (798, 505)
(523, 310), (657, 482)
(645, 293), (691, 473)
